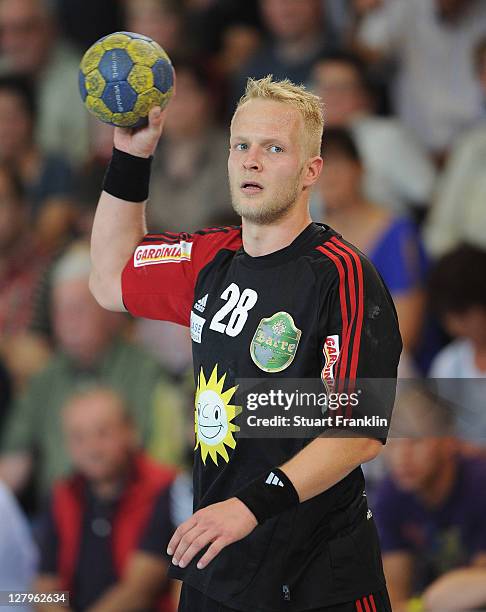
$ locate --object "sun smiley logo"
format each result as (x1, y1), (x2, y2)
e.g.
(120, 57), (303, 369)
(195, 365), (241, 466)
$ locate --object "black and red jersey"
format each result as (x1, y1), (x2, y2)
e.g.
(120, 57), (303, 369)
(122, 223), (402, 611)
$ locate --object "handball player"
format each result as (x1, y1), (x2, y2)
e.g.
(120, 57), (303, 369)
(90, 76), (402, 612)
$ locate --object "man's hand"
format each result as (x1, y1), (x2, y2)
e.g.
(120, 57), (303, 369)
(167, 498), (258, 570)
(114, 105), (168, 159)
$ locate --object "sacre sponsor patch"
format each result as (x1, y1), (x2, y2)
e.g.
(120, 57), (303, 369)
(134, 241), (192, 267)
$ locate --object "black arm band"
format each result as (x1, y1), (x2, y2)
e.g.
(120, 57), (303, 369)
(102, 147), (152, 202)
(235, 468), (299, 524)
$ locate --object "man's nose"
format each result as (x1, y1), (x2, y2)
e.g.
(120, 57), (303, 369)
(242, 146), (262, 171)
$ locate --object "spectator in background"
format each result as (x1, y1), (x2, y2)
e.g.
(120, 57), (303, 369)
(424, 35), (486, 256)
(184, 0), (261, 59)
(53, 0), (124, 50)
(230, 0), (336, 112)
(0, 359), (11, 437)
(0, 75), (75, 252)
(354, 0), (486, 157)
(124, 0), (187, 60)
(477, 34), (486, 92)
(0, 162), (51, 388)
(167, 385), (195, 531)
(205, 21), (263, 119)
(374, 384), (486, 612)
(318, 128), (427, 356)
(420, 567), (486, 611)
(217, 24), (261, 78)
(147, 62), (236, 232)
(35, 387), (176, 612)
(134, 319), (193, 380)
(311, 53), (436, 216)
(428, 245), (486, 444)
(0, 0), (89, 166)
(0, 163), (48, 338)
(323, 0), (356, 47)
(0, 242), (185, 506)
(0, 480), (37, 612)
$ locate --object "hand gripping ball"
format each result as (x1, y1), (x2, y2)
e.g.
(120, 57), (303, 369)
(79, 32), (174, 128)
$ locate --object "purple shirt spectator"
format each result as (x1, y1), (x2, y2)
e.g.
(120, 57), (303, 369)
(374, 456), (486, 592)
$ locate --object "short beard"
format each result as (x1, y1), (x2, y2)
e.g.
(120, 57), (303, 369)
(230, 179), (300, 226)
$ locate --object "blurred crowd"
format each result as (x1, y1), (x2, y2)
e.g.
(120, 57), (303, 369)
(0, 0), (486, 610)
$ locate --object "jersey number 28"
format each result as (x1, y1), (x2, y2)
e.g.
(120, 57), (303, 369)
(209, 283), (258, 337)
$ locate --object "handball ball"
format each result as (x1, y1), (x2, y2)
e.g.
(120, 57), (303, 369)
(79, 32), (174, 128)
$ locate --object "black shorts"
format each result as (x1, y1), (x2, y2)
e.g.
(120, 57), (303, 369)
(178, 583), (392, 612)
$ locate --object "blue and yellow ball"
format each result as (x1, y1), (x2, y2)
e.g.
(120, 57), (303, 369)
(79, 32), (174, 128)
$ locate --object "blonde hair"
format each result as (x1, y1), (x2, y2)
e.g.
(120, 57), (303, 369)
(236, 75), (324, 157)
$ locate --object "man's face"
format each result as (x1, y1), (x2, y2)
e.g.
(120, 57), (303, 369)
(318, 153), (363, 211)
(63, 392), (135, 483)
(260, 0), (321, 41)
(163, 70), (209, 139)
(0, 0), (52, 73)
(228, 99), (309, 225)
(385, 392), (457, 494)
(312, 62), (367, 127)
(385, 437), (452, 493)
(52, 278), (120, 364)
(444, 307), (486, 346)
(126, 0), (181, 54)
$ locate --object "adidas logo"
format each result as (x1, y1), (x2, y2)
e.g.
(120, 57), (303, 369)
(194, 294), (208, 313)
(265, 472), (284, 487)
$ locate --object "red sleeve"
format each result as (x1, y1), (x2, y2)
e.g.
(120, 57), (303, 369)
(121, 227), (242, 326)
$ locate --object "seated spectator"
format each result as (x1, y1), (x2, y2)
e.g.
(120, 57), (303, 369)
(374, 384), (486, 612)
(424, 35), (486, 256)
(0, 0), (89, 166)
(428, 245), (486, 443)
(35, 386), (176, 612)
(353, 0), (486, 156)
(318, 128), (427, 353)
(0, 74), (75, 251)
(230, 0), (336, 113)
(0, 479), (37, 611)
(311, 53), (436, 215)
(147, 62), (237, 232)
(0, 242), (185, 506)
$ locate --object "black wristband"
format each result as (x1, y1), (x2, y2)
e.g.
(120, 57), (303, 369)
(235, 468), (299, 524)
(102, 147), (152, 202)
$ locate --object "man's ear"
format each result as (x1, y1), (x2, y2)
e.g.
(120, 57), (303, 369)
(303, 156), (324, 188)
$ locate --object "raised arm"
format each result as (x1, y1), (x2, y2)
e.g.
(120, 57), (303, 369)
(89, 107), (167, 311)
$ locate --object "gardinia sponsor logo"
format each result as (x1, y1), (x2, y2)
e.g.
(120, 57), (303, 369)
(134, 241), (193, 267)
(321, 334), (340, 392)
